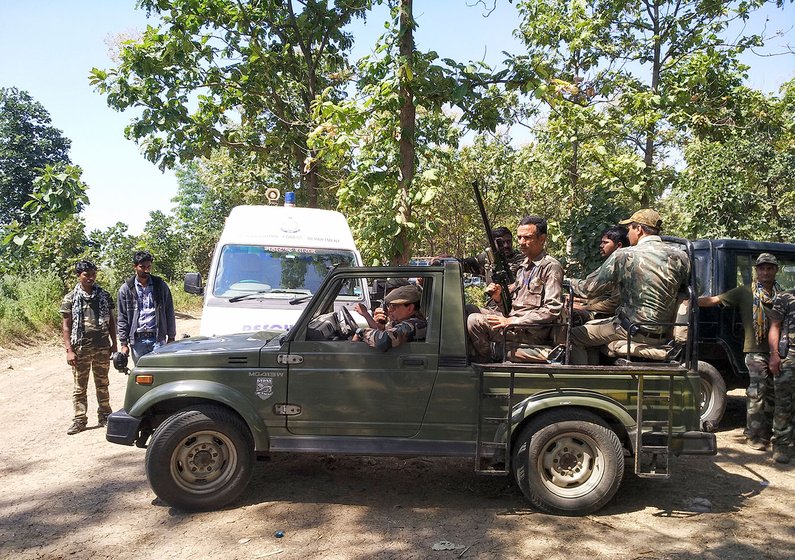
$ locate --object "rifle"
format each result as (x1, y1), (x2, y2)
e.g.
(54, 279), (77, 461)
(472, 181), (513, 316)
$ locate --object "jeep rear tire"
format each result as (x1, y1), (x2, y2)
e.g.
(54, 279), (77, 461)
(512, 408), (624, 516)
(698, 361), (727, 431)
(145, 405), (254, 511)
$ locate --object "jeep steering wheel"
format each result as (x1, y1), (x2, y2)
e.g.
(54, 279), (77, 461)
(337, 306), (359, 339)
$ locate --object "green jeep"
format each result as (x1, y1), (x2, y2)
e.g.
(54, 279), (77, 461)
(107, 255), (715, 516)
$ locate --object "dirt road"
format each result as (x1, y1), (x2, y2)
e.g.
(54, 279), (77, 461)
(1, 315), (794, 559)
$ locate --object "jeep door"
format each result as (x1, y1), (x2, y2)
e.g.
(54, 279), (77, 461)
(284, 272), (441, 437)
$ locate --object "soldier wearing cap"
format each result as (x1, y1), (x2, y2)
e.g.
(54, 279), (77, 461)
(352, 285), (427, 351)
(699, 253), (781, 451)
(568, 209), (690, 365)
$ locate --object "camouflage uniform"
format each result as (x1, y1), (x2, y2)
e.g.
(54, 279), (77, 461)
(467, 251), (564, 362)
(717, 285), (775, 442)
(61, 288), (114, 427)
(361, 315), (427, 351)
(569, 235), (690, 364)
(765, 291), (795, 449)
(570, 267), (620, 319)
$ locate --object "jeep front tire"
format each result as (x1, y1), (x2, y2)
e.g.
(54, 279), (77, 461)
(145, 405), (254, 511)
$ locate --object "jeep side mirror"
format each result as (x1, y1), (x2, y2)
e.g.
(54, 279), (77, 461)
(184, 272), (204, 295)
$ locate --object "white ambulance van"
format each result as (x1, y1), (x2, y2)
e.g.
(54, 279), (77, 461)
(185, 201), (368, 337)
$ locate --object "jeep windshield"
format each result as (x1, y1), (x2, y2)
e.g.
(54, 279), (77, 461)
(213, 245), (361, 300)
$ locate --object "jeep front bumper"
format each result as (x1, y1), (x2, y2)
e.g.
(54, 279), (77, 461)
(106, 409), (141, 446)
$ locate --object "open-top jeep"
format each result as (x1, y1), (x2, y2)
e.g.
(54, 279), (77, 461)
(107, 247), (715, 516)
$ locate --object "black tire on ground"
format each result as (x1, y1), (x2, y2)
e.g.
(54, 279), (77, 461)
(512, 408), (624, 516)
(145, 405), (254, 511)
(698, 360), (727, 431)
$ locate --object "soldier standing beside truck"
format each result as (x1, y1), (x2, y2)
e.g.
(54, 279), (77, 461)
(61, 260), (117, 435)
(698, 253), (780, 451)
(766, 287), (795, 464)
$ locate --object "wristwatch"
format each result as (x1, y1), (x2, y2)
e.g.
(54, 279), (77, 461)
(355, 328), (365, 339)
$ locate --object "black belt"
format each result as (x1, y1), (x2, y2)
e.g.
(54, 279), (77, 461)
(136, 331), (156, 338)
(618, 315), (668, 340)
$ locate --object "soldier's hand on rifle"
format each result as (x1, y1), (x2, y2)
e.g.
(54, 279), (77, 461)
(486, 282), (502, 303)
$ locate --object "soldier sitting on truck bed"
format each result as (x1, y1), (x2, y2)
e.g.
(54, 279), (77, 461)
(698, 253), (780, 451)
(569, 225), (629, 323)
(466, 215), (564, 362)
(352, 284), (426, 351)
(569, 209), (690, 365)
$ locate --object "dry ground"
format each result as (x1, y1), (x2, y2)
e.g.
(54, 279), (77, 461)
(1, 315), (794, 559)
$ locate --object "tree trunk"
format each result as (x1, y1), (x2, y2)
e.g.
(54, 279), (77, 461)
(641, 0), (661, 208)
(395, 0), (415, 265)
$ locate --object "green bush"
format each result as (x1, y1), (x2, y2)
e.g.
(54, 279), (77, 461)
(0, 272), (63, 345)
(172, 283), (204, 316)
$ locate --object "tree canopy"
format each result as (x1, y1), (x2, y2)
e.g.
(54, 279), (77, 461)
(0, 87), (71, 226)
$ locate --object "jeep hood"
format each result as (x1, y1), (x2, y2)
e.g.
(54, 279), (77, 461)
(132, 330), (283, 369)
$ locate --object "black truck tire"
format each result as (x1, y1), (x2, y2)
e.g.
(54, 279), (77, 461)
(698, 361), (727, 431)
(512, 408), (624, 516)
(145, 405), (254, 511)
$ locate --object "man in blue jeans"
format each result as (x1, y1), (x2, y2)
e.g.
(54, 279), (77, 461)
(117, 250), (176, 362)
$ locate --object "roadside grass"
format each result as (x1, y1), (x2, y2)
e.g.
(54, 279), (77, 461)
(0, 273), (63, 346)
(0, 274), (202, 347)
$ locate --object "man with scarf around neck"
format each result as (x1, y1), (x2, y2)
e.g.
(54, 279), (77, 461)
(60, 260), (118, 435)
(699, 253), (780, 451)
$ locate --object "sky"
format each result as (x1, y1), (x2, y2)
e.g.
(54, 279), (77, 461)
(1, 1), (793, 235)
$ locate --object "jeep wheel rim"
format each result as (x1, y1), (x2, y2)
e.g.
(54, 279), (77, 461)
(536, 432), (604, 498)
(700, 378), (712, 417)
(170, 430), (238, 494)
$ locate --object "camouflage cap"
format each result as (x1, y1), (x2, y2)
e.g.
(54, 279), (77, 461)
(385, 284), (421, 305)
(756, 253), (779, 267)
(618, 208), (663, 230)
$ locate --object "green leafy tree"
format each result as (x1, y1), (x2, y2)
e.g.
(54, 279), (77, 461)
(0, 162), (89, 280)
(90, 0), (372, 207)
(86, 223), (140, 292)
(0, 88), (71, 226)
(141, 210), (183, 281)
(508, 0), (783, 208)
(666, 81), (795, 241)
(310, 1), (515, 264)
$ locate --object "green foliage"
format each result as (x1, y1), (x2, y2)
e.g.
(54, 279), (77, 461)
(665, 81), (795, 241)
(23, 163), (89, 220)
(1, 215), (88, 283)
(141, 210), (183, 281)
(0, 87), (71, 226)
(86, 223), (139, 291)
(0, 272), (63, 345)
(91, 0), (373, 206)
(508, 0), (769, 207)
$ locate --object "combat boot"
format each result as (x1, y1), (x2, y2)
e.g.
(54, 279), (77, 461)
(67, 421), (86, 435)
(98, 413), (110, 427)
(746, 437), (767, 451)
(772, 446), (790, 464)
